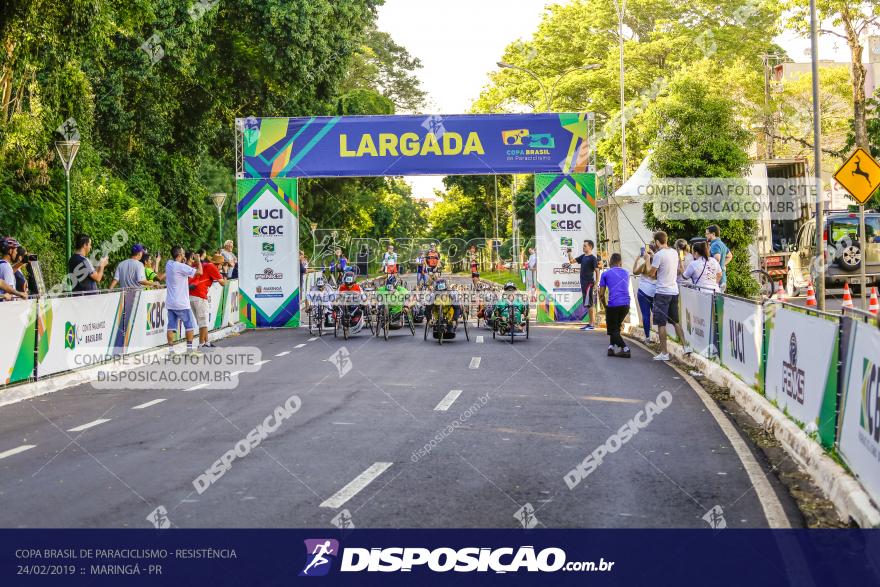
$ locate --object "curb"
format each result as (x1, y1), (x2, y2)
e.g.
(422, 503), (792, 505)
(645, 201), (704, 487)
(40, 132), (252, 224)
(0, 323), (247, 409)
(622, 323), (880, 528)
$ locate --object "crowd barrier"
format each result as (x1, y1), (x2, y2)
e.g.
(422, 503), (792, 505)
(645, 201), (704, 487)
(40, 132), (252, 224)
(0, 280), (240, 386)
(625, 278), (879, 507)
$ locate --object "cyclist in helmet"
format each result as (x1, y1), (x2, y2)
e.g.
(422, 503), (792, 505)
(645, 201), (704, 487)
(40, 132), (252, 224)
(0, 237), (27, 300)
(491, 281), (526, 333)
(376, 273), (410, 321)
(427, 277), (462, 334)
(337, 270), (365, 332)
(307, 275), (336, 308)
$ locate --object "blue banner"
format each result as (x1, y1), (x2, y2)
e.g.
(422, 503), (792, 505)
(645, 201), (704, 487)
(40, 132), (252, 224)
(239, 113), (593, 178)
(2, 529), (878, 586)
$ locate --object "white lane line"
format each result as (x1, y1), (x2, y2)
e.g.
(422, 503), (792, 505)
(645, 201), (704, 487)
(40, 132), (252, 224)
(254, 360), (271, 367)
(320, 462), (393, 509)
(67, 419), (111, 433)
(469, 357), (481, 369)
(184, 383), (209, 392)
(294, 343), (307, 349)
(229, 370), (244, 377)
(434, 389), (463, 411)
(308, 337), (318, 342)
(275, 351), (291, 357)
(476, 336), (484, 344)
(0, 444), (36, 460)
(132, 399), (166, 410)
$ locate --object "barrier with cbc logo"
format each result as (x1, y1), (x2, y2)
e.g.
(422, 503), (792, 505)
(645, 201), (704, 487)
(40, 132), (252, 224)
(0, 281), (239, 388)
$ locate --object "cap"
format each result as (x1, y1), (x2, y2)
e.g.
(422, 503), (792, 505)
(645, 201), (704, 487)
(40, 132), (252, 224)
(131, 244), (146, 255)
(211, 254), (225, 264)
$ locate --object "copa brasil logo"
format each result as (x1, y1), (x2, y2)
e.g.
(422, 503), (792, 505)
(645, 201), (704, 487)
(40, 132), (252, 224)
(64, 321), (79, 350)
(145, 301), (166, 334)
(501, 129), (555, 149)
(860, 358), (880, 443)
(300, 539), (339, 577)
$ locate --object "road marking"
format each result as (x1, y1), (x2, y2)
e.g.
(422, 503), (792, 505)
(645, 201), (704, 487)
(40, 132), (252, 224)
(254, 360), (271, 367)
(434, 389), (463, 411)
(0, 444), (36, 460)
(275, 351), (291, 357)
(320, 462), (393, 509)
(581, 395), (643, 404)
(229, 370), (244, 377)
(132, 399), (166, 410)
(67, 419), (111, 433)
(469, 357), (481, 369)
(184, 383), (209, 392)
(476, 336), (484, 344)
(308, 337), (318, 342)
(294, 344), (307, 349)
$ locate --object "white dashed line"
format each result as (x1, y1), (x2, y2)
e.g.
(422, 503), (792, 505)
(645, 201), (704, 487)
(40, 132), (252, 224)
(308, 337), (318, 342)
(229, 370), (244, 377)
(0, 444), (36, 460)
(275, 351), (291, 357)
(469, 357), (481, 369)
(320, 462), (393, 509)
(132, 399), (166, 410)
(476, 336), (484, 344)
(254, 360), (271, 367)
(434, 389), (463, 411)
(294, 344), (306, 349)
(184, 383), (209, 392)
(67, 419), (111, 433)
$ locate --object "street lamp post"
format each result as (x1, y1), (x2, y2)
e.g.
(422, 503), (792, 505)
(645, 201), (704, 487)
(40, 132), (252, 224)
(210, 192), (227, 250)
(808, 0), (825, 311)
(55, 140), (80, 261)
(612, 0), (627, 182)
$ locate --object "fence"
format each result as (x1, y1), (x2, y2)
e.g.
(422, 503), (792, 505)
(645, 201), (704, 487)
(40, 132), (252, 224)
(0, 280), (239, 387)
(627, 281), (879, 507)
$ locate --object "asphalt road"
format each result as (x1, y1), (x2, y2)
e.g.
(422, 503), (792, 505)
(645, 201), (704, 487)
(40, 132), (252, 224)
(0, 297), (802, 529)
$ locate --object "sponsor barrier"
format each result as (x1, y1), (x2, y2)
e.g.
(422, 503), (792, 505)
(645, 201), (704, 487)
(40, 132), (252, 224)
(679, 285), (714, 357)
(0, 281), (239, 387)
(838, 312), (880, 507)
(763, 304), (839, 448)
(716, 295), (763, 388)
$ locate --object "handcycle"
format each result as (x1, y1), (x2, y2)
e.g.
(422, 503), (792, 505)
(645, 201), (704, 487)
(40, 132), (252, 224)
(306, 298), (334, 336)
(423, 293), (469, 345)
(490, 292), (530, 343)
(374, 295), (417, 341)
(333, 292), (371, 340)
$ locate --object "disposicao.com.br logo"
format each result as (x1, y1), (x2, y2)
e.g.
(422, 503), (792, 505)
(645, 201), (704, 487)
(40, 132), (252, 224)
(299, 541), (615, 575)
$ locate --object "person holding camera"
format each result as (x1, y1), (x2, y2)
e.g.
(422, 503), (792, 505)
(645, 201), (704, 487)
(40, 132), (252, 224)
(165, 246), (202, 352)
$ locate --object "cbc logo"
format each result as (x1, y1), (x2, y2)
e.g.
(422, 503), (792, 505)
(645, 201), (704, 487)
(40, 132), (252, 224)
(253, 225), (285, 236)
(145, 301), (166, 332)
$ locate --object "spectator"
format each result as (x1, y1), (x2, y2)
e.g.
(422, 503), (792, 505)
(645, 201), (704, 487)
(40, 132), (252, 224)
(567, 239), (600, 330)
(220, 239), (237, 269)
(110, 244), (157, 290)
(674, 239), (690, 285)
(299, 250), (309, 290)
(141, 252), (165, 283)
(189, 249), (226, 349)
(68, 234), (108, 294)
(331, 248), (348, 284)
(683, 241), (722, 293)
(382, 245), (398, 275)
(0, 237), (27, 300)
(706, 225), (732, 293)
(599, 253), (631, 358)
(165, 246), (202, 352)
(526, 247), (537, 293)
(644, 231), (690, 361)
(632, 243), (658, 344)
(13, 245), (30, 295)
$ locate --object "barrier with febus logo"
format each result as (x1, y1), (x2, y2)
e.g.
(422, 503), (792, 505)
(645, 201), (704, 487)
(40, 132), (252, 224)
(235, 113), (596, 327)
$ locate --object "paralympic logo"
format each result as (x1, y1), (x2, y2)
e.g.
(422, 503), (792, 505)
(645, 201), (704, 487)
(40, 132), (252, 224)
(300, 539), (339, 577)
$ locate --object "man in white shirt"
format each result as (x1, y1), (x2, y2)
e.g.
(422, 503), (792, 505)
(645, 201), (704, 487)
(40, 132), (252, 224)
(644, 231), (690, 361)
(382, 245), (398, 275)
(165, 246), (203, 352)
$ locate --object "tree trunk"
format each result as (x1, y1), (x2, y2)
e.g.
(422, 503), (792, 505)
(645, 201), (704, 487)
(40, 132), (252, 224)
(842, 9), (869, 149)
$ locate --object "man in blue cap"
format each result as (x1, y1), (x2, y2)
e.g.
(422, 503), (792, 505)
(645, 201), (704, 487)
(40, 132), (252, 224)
(110, 244), (158, 290)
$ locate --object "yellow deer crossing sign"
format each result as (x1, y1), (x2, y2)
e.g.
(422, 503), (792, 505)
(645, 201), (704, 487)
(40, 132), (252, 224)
(834, 147), (880, 205)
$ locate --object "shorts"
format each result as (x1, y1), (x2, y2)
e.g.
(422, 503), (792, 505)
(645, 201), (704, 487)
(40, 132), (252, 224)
(652, 293), (680, 327)
(189, 296), (210, 328)
(385, 264), (398, 274)
(426, 265), (439, 273)
(581, 282), (595, 309)
(168, 307), (196, 332)
(471, 271), (480, 279)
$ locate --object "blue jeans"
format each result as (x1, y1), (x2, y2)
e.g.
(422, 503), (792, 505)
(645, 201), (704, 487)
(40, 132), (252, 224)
(637, 290), (653, 339)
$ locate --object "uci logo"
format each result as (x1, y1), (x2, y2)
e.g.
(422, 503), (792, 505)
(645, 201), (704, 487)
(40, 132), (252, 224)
(252, 209), (283, 220)
(145, 301), (166, 332)
(551, 203), (581, 215)
(253, 225), (285, 236)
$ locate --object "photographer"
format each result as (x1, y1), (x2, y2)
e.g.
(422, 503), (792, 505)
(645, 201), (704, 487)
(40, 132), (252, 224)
(165, 246), (203, 353)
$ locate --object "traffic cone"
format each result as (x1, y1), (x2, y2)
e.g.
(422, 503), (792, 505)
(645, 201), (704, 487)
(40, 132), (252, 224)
(842, 282), (854, 309)
(869, 287), (879, 315)
(805, 282), (817, 307)
(775, 281), (786, 302)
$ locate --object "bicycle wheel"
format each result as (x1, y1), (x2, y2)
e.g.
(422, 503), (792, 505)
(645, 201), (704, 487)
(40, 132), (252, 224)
(317, 307), (324, 337)
(510, 310), (515, 344)
(463, 310), (470, 342)
(308, 305), (315, 335)
(406, 309), (415, 335)
(382, 306), (389, 341)
(333, 309), (339, 338)
(423, 315), (430, 341)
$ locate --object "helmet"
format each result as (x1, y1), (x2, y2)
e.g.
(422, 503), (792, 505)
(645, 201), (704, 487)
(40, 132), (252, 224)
(0, 237), (20, 256)
(503, 281), (517, 292)
(315, 277), (326, 288)
(435, 279), (448, 291)
(386, 274), (397, 288)
(343, 272), (355, 285)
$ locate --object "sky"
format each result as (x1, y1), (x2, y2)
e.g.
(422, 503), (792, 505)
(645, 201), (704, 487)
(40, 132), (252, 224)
(376, 0), (857, 199)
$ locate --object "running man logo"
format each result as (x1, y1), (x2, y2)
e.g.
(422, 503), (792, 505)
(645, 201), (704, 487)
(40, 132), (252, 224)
(300, 539), (339, 577)
(860, 359), (880, 443)
(64, 321), (78, 350)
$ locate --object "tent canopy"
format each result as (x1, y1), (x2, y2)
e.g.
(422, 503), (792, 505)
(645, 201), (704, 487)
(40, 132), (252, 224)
(614, 155), (653, 199)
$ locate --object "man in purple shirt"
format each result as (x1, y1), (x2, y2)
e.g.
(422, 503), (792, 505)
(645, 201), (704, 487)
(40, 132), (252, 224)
(599, 253), (631, 358)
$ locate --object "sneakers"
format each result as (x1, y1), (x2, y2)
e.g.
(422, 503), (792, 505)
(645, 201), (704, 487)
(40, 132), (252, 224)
(652, 352), (671, 361)
(580, 324), (595, 331)
(608, 345), (617, 357)
(616, 347), (631, 358)
(643, 336), (652, 345)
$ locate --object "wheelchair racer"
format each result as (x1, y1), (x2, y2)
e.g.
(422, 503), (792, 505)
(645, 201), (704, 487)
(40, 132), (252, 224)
(336, 271), (365, 333)
(426, 278), (462, 334)
(376, 274), (410, 322)
(491, 281), (526, 333)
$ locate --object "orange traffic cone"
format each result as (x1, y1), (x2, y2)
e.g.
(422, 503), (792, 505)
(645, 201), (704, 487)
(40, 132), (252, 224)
(775, 281), (786, 302)
(842, 282), (854, 309)
(869, 287), (879, 315)
(805, 282), (817, 307)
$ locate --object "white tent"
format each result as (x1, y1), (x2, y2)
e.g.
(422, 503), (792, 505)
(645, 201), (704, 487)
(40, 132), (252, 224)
(602, 156), (655, 271)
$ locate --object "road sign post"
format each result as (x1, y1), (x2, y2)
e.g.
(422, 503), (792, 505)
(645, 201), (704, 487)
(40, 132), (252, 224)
(833, 147), (879, 310)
